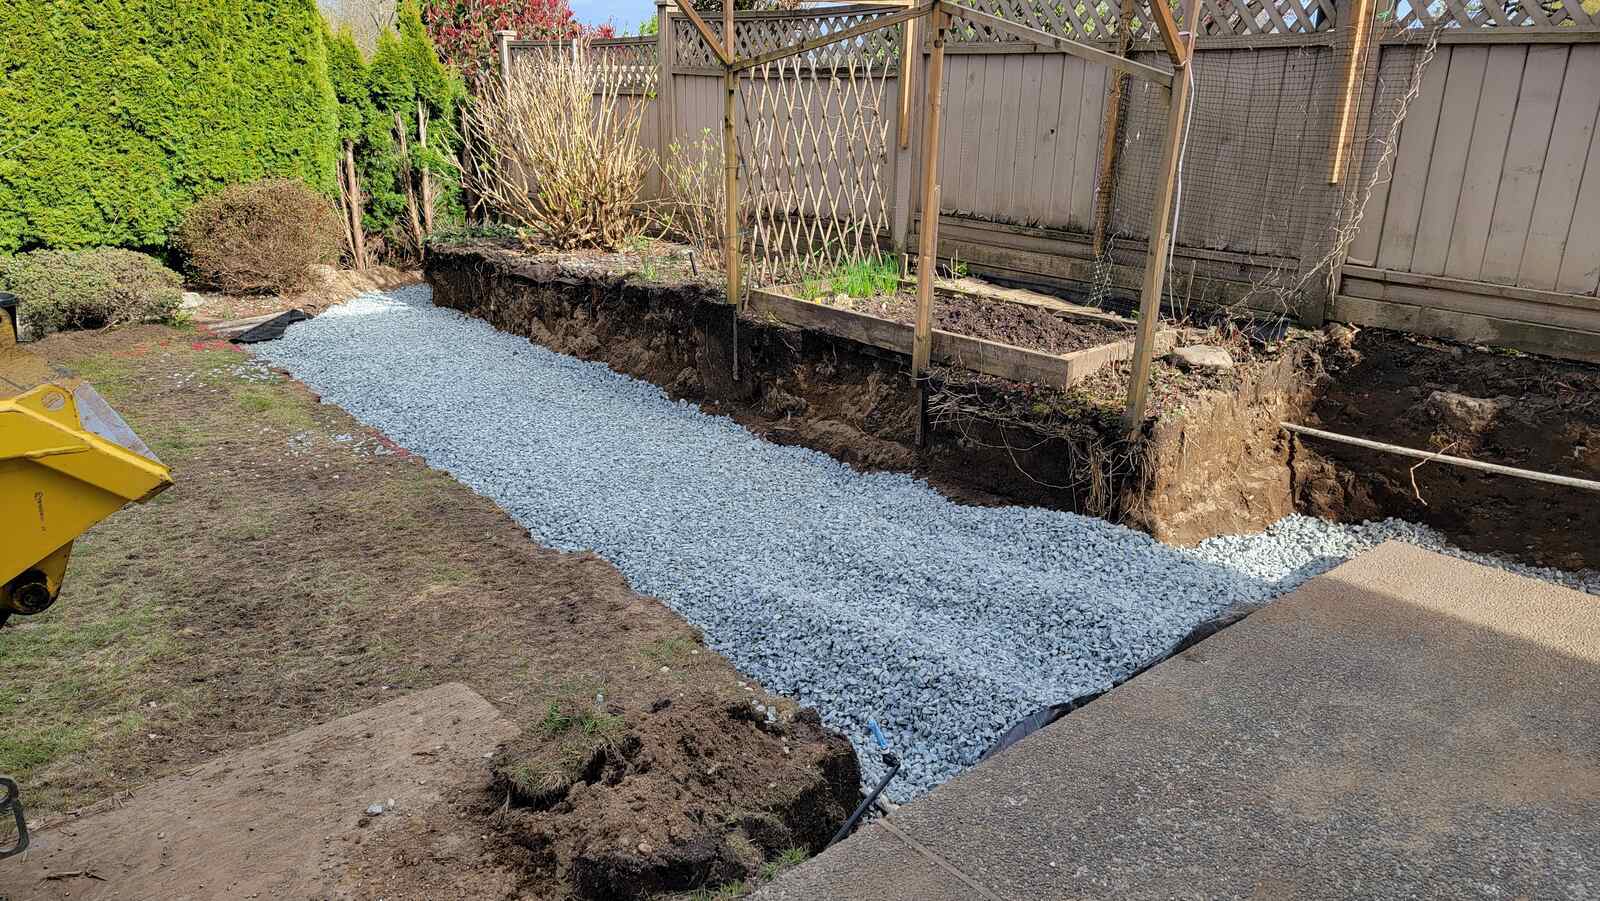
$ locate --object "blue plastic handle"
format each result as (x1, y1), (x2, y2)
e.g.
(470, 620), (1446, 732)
(867, 718), (889, 750)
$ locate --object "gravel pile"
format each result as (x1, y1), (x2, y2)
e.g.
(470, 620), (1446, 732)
(256, 286), (1598, 800)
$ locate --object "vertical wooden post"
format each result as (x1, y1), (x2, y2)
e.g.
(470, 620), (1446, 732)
(1329, 0), (1374, 185)
(889, 15), (921, 259)
(495, 29), (516, 79)
(1122, 58), (1194, 431)
(656, 1), (675, 201)
(1123, 0), (1201, 430)
(1091, 4), (1135, 258)
(912, 7), (948, 445)
(723, 2), (741, 306)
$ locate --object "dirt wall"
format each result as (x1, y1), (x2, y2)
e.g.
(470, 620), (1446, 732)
(425, 242), (1322, 545)
(1293, 329), (1600, 570)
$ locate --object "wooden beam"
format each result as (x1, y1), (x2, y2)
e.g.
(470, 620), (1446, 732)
(1122, 61), (1192, 430)
(677, 1), (731, 66)
(913, 7), (949, 378)
(732, 3), (932, 71)
(1145, 0), (1188, 66)
(934, 1), (1173, 85)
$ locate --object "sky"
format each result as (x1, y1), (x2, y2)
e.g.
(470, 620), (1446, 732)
(571, 0), (656, 34)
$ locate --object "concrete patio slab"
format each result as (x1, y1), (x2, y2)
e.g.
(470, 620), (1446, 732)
(760, 541), (1600, 900)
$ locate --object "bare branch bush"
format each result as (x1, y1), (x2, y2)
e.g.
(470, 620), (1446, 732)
(656, 128), (726, 273)
(463, 43), (653, 250)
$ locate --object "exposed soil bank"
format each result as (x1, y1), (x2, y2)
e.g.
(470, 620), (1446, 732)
(1295, 328), (1600, 570)
(426, 242), (1324, 545)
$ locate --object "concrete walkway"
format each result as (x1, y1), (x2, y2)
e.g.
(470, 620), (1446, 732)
(759, 542), (1600, 900)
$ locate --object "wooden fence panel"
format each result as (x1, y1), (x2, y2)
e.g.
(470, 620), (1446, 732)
(1357, 41), (1600, 298)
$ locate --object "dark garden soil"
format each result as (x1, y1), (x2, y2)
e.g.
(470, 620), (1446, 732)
(1294, 327), (1600, 570)
(822, 288), (1134, 356)
(0, 323), (856, 900)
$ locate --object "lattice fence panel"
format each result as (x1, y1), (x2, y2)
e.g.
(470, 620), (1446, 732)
(1381, 0), (1600, 29)
(511, 37), (660, 92)
(673, 9), (906, 68)
(673, 17), (725, 68)
(945, 0), (1339, 41)
(739, 49), (896, 287)
(735, 10), (905, 64)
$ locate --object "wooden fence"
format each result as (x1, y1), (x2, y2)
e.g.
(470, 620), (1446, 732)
(505, 0), (1600, 362)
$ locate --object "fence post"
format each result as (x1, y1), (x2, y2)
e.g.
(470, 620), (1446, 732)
(656, 2), (674, 200)
(889, 16), (919, 262)
(1123, 0), (1199, 431)
(912, 6), (949, 446)
(1321, 0), (1382, 306)
(495, 29), (516, 78)
(723, 3), (741, 306)
(1091, 1), (1136, 258)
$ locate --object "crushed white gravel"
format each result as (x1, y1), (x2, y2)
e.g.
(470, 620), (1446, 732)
(255, 286), (1599, 800)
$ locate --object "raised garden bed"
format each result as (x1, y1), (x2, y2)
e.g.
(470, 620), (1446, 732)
(750, 284), (1174, 390)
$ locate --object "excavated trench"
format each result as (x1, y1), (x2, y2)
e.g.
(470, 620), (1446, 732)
(426, 241), (1329, 547)
(426, 241), (1599, 569)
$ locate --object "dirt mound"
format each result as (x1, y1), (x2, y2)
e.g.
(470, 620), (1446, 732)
(488, 692), (860, 900)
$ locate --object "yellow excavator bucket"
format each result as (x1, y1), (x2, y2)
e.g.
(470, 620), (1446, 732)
(0, 293), (173, 625)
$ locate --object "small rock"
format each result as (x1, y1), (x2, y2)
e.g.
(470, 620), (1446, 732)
(1168, 345), (1235, 372)
(1420, 390), (1503, 435)
(637, 841), (654, 855)
(1322, 322), (1357, 345)
(180, 291), (205, 310)
(366, 803), (386, 816)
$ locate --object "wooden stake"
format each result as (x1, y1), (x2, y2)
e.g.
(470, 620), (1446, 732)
(418, 101), (434, 236)
(723, 1), (740, 307)
(1121, 66), (1192, 432)
(912, 8), (948, 379)
(897, 15), (916, 151)
(1091, 3), (1135, 258)
(1329, 0), (1374, 184)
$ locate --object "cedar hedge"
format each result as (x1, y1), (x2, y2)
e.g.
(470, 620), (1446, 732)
(0, 0), (340, 255)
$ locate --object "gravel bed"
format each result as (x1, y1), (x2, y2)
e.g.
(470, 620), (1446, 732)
(255, 286), (1599, 800)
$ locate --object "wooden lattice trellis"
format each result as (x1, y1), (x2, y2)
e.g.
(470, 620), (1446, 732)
(1380, 0), (1600, 29)
(739, 49), (896, 286)
(511, 37), (660, 92)
(674, 6), (905, 68)
(943, 0), (1339, 40)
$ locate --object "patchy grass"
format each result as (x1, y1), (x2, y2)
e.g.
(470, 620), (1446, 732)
(641, 634), (698, 668)
(0, 325), (770, 824)
(798, 254), (899, 302)
(671, 846), (810, 900)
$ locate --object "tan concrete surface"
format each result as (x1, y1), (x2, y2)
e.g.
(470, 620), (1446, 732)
(760, 542), (1600, 900)
(0, 683), (520, 901)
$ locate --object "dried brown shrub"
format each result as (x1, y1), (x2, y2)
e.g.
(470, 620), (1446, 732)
(179, 178), (342, 294)
(462, 43), (651, 250)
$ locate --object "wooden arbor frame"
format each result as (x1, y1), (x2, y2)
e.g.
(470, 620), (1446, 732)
(674, 0), (1198, 433)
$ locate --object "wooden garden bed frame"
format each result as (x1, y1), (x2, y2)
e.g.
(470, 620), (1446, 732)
(675, 0), (1199, 432)
(748, 286), (1175, 390)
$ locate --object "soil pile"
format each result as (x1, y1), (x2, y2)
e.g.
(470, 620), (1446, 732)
(488, 692), (860, 900)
